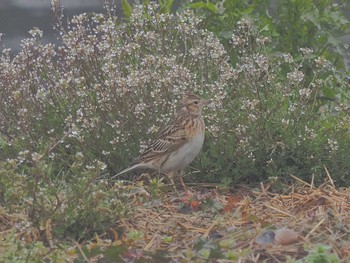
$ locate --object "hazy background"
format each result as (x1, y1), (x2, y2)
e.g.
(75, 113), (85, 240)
(0, 0), (107, 52)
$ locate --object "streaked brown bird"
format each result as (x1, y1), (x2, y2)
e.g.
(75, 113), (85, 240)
(112, 93), (209, 192)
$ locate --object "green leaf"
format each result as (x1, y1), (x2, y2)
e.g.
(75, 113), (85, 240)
(163, 236), (173, 243)
(159, 0), (174, 13)
(188, 2), (218, 13)
(122, 0), (132, 19)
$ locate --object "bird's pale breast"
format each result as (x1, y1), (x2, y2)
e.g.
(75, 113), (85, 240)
(162, 117), (205, 171)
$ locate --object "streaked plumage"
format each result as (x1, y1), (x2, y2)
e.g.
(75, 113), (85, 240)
(112, 93), (209, 191)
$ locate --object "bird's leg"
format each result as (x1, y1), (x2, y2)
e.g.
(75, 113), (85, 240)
(178, 170), (189, 193)
(167, 170), (178, 193)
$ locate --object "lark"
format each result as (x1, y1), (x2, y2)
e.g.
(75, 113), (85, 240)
(113, 93), (209, 192)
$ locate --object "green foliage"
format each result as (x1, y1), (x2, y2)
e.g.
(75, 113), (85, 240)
(302, 245), (340, 263)
(122, 0), (133, 18)
(188, 0), (350, 70)
(187, 0), (269, 39)
(0, 152), (129, 241)
(75, 244), (170, 263)
(159, 0), (175, 13)
(188, 1), (218, 13)
(185, 235), (251, 261)
(148, 177), (166, 198)
(193, 18), (350, 185)
(185, 4), (350, 185)
(0, 231), (70, 262)
(274, 0), (350, 70)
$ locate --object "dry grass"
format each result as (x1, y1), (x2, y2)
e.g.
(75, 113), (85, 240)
(1, 170), (349, 262)
(111, 170), (350, 262)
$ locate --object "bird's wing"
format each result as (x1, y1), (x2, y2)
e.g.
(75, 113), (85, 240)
(138, 120), (188, 162)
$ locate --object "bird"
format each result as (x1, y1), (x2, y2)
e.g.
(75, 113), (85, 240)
(112, 93), (210, 192)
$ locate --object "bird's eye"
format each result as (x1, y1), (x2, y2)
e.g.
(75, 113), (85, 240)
(193, 100), (199, 105)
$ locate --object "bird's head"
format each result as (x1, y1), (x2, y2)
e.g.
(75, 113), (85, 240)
(179, 93), (210, 116)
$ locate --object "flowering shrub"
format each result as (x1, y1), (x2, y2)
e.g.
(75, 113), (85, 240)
(198, 19), (350, 185)
(0, 3), (235, 239)
(0, 3), (233, 176)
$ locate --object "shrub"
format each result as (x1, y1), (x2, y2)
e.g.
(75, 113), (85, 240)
(0, 152), (129, 240)
(180, 0), (350, 185)
(0, 3), (233, 176)
(188, 0), (350, 71)
(199, 19), (350, 185)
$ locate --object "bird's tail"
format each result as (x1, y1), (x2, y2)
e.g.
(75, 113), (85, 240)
(111, 163), (144, 179)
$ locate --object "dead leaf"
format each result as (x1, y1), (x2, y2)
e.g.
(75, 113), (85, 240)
(224, 195), (241, 212)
